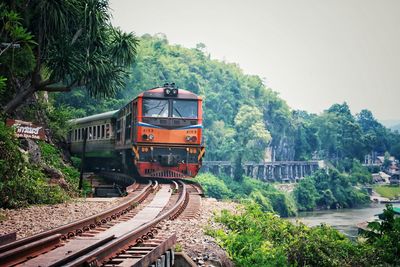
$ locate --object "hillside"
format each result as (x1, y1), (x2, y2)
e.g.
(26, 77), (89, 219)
(55, 34), (400, 163)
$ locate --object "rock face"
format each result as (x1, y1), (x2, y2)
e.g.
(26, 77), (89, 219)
(42, 165), (69, 189)
(19, 139), (70, 189)
(42, 165), (63, 179)
(273, 135), (295, 161)
(20, 139), (41, 164)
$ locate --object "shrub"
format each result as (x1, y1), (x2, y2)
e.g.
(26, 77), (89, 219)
(294, 169), (370, 210)
(0, 123), (75, 208)
(0, 121), (23, 180)
(197, 173), (297, 216)
(194, 173), (232, 199)
(208, 203), (374, 267)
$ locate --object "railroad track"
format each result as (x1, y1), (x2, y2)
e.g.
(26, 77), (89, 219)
(0, 178), (203, 267)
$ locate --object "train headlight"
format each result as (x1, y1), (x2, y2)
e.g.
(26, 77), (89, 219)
(148, 134), (154, 140)
(142, 134), (148, 140)
(191, 136), (197, 142)
(185, 136), (191, 142)
(163, 83), (179, 97)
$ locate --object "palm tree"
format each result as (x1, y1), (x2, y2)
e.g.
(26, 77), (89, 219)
(1, 0), (138, 114)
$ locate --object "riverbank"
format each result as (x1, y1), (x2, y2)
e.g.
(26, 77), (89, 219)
(373, 184), (400, 200)
(290, 203), (400, 238)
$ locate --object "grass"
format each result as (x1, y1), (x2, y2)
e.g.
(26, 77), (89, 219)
(373, 185), (400, 200)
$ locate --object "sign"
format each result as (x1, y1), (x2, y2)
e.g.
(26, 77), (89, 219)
(6, 119), (46, 140)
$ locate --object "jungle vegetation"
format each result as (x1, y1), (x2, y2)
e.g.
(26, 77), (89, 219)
(52, 34), (400, 165)
(0, 0), (137, 207)
(1, 3), (399, 265)
(208, 203), (400, 266)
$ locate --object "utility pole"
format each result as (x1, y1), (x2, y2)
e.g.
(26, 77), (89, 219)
(79, 128), (88, 190)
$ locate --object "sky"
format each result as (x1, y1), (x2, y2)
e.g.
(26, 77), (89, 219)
(110, 0), (400, 122)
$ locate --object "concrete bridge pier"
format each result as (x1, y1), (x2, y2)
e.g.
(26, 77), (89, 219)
(201, 160), (323, 183)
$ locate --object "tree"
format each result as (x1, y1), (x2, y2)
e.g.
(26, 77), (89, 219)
(1, 0), (138, 114)
(294, 178), (319, 211)
(234, 105), (271, 162)
(361, 204), (400, 265)
(356, 109), (390, 153)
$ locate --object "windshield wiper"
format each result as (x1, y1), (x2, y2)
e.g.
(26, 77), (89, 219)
(174, 108), (183, 118)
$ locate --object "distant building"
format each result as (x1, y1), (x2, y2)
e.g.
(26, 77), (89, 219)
(372, 172), (391, 184)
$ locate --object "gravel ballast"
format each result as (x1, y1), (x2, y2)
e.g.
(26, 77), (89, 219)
(0, 198), (119, 239)
(0, 197), (238, 266)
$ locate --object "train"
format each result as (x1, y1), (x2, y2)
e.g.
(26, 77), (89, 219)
(68, 83), (205, 179)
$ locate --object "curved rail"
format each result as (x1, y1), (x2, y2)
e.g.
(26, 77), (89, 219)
(55, 181), (190, 266)
(0, 180), (153, 265)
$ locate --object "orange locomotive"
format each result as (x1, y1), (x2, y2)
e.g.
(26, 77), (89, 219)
(69, 83), (205, 179)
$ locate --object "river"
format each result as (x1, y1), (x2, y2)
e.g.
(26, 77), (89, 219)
(290, 203), (400, 238)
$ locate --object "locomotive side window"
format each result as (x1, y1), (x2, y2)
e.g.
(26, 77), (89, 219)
(125, 113), (131, 141)
(172, 100), (198, 118)
(143, 99), (169, 117)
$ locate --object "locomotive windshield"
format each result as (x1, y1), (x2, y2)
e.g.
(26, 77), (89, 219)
(172, 100), (198, 118)
(143, 99), (169, 117)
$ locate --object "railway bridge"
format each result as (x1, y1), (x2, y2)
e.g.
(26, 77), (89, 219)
(202, 160), (325, 183)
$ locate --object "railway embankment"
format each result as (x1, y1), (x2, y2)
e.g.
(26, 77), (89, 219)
(0, 198), (120, 239)
(0, 195), (238, 266)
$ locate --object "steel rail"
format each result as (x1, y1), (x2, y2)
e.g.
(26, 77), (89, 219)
(56, 181), (189, 267)
(0, 180), (153, 265)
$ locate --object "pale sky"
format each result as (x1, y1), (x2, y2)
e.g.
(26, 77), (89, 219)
(110, 0), (400, 121)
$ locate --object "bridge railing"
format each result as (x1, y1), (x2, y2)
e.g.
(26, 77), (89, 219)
(201, 160), (325, 183)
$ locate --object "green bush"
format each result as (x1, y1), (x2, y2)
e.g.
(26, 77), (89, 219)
(38, 141), (88, 193)
(294, 169), (370, 210)
(249, 190), (273, 212)
(208, 203), (375, 267)
(0, 121), (23, 180)
(293, 177), (319, 211)
(0, 123), (75, 208)
(194, 173), (232, 199)
(360, 204), (400, 266)
(196, 173), (297, 216)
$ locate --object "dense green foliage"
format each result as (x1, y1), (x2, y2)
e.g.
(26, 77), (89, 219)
(54, 34), (400, 163)
(208, 203), (375, 266)
(0, 0), (136, 207)
(294, 169), (370, 211)
(194, 173), (232, 200)
(360, 204), (400, 265)
(38, 141), (88, 192)
(0, 0), (138, 114)
(0, 122), (69, 208)
(195, 173), (296, 217)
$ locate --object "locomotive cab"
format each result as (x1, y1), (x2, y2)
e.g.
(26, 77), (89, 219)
(69, 84), (204, 179)
(118, 84), (204, 178)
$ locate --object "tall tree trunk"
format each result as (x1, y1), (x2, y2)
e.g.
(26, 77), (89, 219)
(3, 85), (37, 114)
